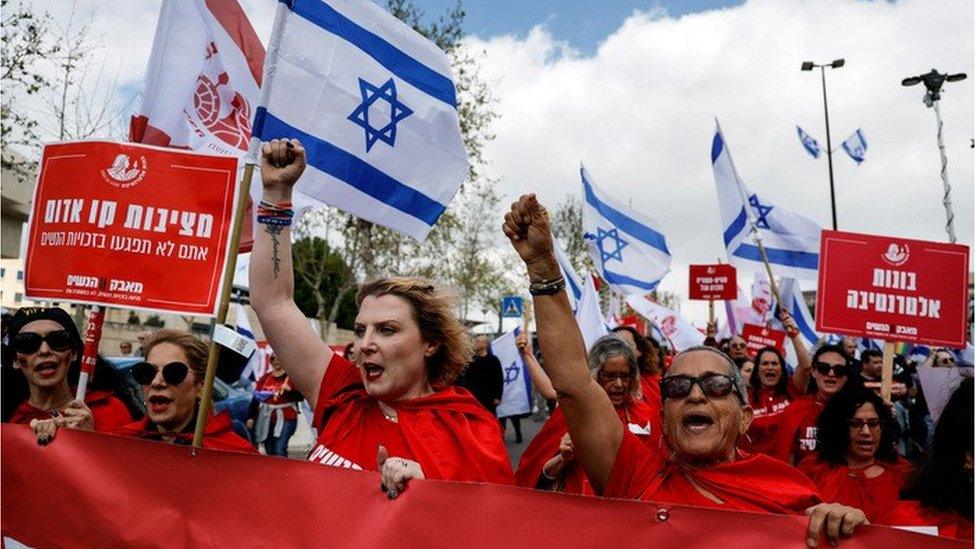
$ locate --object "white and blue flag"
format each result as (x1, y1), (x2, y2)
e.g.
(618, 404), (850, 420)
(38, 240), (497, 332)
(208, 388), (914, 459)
(553, 234), (608, 350)
(772, 278), (820, 366)
(712, 122), (823, 280)
(493, 327), (532, 418)
(581, 165), (671, 295)
(235, 303), (260, 382)
(796, 126), (821, 158)
(841, 128), (867, 164)
(250, 0), (469, 240)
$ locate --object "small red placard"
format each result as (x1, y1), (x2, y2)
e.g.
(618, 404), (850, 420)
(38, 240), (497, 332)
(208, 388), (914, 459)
(816, 230), (969, 348)
(24, 141), (239, 316)
(688, 264), (737, 300)
(741, 323), (786, 355)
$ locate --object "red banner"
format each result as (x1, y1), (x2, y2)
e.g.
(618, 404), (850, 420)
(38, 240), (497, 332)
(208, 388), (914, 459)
(24, 141), (239, 316)
(816, 230), (969, 348)
(689, 264), (737, 300)
(741, 323), (787, 355)
(0, 426), (963, 548)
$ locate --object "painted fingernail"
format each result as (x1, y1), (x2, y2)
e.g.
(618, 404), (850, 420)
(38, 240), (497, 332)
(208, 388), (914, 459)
(387, 489), (397, 500)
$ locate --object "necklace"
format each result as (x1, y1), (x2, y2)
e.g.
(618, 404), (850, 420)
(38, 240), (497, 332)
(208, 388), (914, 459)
(378, 402), (399, 423)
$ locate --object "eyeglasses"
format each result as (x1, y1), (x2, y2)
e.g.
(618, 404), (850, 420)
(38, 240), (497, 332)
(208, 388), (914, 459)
(814, 362), (850, 377)
(937, 356), (956, 366)
(660, 373), (742, 402)
(598, 371), (631, 383)
(131, 361), (190, 386)
(849, 418), (882, 431)
(11, 330), (74, 354)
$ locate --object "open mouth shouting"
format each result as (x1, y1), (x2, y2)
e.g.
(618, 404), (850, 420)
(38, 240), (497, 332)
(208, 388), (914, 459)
(147, 394), (174, 414)
(682, 411), (716, 435)
(33, 361), (61, 380)
(362, 362), (385, 382)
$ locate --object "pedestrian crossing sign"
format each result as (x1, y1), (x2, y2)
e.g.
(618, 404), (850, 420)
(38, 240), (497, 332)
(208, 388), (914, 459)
(501, 296), (524, 318)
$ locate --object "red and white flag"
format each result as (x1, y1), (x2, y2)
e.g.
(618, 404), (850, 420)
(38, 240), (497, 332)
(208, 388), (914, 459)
(626, 295), (704, 352)
(130, 0), (264, 250)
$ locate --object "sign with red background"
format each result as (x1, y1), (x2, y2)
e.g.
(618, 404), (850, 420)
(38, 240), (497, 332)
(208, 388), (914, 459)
(741, 323), (786, 355)
(816, 230), (969, 348)
(689, 264), (737, 300)
(24, 141), (239, 316)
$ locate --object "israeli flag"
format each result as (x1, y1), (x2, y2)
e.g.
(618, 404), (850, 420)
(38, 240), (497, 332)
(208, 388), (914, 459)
(712, 121), (823, 280)
(553, 234), (585, 312)
(772, 278), (820, 366)
(581, 165), (671, 295)
(841, 128), (867, 164)
(796, 126), (821, 158)
(493, 328), (532, 418)
(235, 303), (260, 382)
(250, 0), (468, 240)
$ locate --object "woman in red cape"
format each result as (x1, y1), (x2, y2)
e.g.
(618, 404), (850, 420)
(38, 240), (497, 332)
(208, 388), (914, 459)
(6, 307), (134, 433)
(503, 194), (869, 547)
(251, 140), (513, 497)
(611, 325), (663, 402)
(880, 377), (973, 541)
(798, 386), (910, 521)
(743, 346), (801, 455)
(516, 335), (660, 494)
(768, 344), (854, 464)
(30, 329), (255, 453)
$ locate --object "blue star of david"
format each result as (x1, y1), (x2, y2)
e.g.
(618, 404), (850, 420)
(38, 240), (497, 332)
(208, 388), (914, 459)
(748, 194), (774, 229)
(593, 227), (628, 263)
(347, 77), (413, 152)
(504, 363), (520, 384)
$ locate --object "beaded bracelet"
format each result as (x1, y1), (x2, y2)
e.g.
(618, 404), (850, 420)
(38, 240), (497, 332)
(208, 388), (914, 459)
(256, 200), (294, 227)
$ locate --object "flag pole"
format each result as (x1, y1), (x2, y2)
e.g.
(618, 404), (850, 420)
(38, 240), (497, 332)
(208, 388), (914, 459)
(193, 162), (254, 448)
(880, 340), (896, 404)
(717, 122), (784, 308)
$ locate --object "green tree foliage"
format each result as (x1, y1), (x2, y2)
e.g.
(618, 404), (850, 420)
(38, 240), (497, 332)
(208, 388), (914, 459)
(291, 235), (358, 337)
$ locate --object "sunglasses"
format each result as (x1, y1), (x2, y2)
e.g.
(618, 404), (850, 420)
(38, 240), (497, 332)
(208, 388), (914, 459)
(814, 362), (850, 377)
(937, 356), (956, 365)
(660, 373), (741, 402)
(849, 418), (882, 431)
(11, 330), (74, 354)
(131, 361), (190, 386)
(597, 371), (631, 383)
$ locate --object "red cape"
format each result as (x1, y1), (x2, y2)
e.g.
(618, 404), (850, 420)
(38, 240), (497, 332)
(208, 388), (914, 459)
(515, 397), (661, 494)
(798, 456), (910, 521)
(113, 410), (256, 453)
(742, 388), (793, 456)
(316, 383), (514, 484)
(639, 372), (661, 404)
(7, 390), (133, 433)
(880, 500), (974, 541)
(605, 431), (822, 514)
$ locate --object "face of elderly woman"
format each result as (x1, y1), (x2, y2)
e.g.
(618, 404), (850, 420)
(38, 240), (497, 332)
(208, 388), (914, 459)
(597, 355), (632, 408)
(143, 342), (201, 430)
(14, 319), (77, 391)
(354, 294), (436, 402)
(662, 351), (752, 466)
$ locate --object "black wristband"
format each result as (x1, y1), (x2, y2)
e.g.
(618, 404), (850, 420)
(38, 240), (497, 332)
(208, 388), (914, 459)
(529, 276), (566, 296)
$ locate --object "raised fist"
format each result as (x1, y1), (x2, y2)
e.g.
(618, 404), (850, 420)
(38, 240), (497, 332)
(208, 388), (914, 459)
(260, 139), (307, 191)
(502, 194), (559, 281)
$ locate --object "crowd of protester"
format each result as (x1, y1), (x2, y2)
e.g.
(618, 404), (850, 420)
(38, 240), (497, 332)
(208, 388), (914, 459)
(1, 140), (971, 544)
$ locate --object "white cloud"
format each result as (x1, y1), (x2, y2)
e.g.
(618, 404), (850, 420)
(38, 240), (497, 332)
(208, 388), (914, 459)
(13, 0), (975, 326)
(464, 0), (974, 324)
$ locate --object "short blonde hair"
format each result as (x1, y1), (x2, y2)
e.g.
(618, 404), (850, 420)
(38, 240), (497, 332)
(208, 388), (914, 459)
(144, 329), (209, 383)
(357, 277), (472, 387)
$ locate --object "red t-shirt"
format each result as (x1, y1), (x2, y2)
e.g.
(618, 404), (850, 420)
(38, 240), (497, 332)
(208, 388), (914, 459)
(742, 387), (793, 456)
(604, 430), (821, 514)
(255, 371), (299, 421)
(7, 390), (133, 433)
(308, 354), (514, 484)
(881, 500), (974, 541)
(798, 456), (910, 521)
(764, 394), (825, 463)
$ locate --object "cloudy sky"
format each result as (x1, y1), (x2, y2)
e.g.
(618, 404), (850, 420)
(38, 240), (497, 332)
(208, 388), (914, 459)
(20, 0), (976, 324)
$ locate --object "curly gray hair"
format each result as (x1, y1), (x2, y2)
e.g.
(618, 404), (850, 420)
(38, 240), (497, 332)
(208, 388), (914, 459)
(587, 335), (642, 400)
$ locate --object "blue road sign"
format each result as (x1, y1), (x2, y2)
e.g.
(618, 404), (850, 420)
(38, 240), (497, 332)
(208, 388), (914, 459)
(501, 296), (524, 318)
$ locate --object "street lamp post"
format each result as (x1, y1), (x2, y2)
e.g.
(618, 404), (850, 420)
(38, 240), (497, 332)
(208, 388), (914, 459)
(902, 69), (968, 244)
(801, 59), (845, 230)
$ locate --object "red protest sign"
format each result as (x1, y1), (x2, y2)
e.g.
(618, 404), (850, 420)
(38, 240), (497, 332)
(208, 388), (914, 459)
(816, 230), (969, 348)
(24, 141), (239, 316)
(688, 264), (737, 300)
(741, 323), (786, 355)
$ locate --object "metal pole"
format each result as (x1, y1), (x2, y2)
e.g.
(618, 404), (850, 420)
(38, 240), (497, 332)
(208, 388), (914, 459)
(932, 99), (957, 243)
(820, 66), (838, 230)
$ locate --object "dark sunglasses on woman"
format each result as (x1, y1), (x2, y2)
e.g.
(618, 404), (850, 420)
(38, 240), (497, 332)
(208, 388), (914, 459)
(131, 361), (190, 386)
(814, 361), (850, 377)
(11, 330), (74, 355)
(660, 373), (742, 403)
